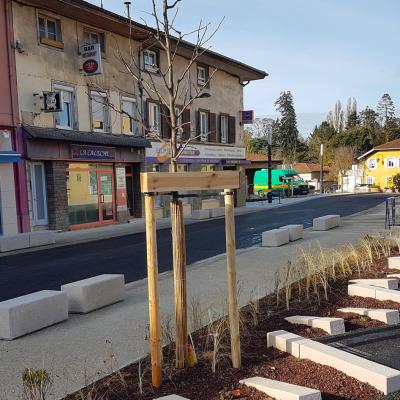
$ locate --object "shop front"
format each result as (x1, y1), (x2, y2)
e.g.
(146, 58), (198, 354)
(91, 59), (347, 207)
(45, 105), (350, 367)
(23, 126), (149, 231)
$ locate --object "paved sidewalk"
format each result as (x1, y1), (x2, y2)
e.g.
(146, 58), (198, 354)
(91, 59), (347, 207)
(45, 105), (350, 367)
(0, 200), (386, 400)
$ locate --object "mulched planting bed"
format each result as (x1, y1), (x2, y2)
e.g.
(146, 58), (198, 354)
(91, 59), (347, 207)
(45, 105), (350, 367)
(64, 248), (400, 400)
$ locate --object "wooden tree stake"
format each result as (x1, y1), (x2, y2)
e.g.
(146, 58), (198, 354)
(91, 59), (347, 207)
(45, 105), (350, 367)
(144, 194), (162, 387)
(170, 197), (188, 368)
(224, 189), (241, 368)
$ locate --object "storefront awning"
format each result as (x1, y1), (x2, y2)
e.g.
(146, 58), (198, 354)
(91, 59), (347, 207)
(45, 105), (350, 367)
(0, 150), (21, 163)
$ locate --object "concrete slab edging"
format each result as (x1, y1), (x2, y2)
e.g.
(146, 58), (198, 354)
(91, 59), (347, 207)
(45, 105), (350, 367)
(240, 376), (321, 400)
(267, 330), (400, 395)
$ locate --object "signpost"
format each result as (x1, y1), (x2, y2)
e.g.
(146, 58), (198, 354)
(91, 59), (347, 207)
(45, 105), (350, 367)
(320, 143), (324, 194)
(266, 122), (273, 203)
(80, 43), (103, 76)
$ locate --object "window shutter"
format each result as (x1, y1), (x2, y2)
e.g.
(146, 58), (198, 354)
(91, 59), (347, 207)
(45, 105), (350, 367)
(209, 113), (217, 143)
(228, 116), (236, 144)
(161, 105), (171, 139)
(196, 110), (200, 139)
(56, 20), (62, 42)
(155, 49), (161, 70)
(182, 109), (191, 140)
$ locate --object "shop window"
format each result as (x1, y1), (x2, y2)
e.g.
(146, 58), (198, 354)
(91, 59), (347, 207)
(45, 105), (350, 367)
(90, 91), (108, 132)
(83, 29), (105, 53)
(54, 84), (76, 129)
(169, 164), (187, 172)
(148, 102), (161, 133)
(121, 97), (137, 135)
(366, 176), (374, 185)
(38, 15), (63, 48)
(201, 164), (215, 172)
(220, 114), (228, 144)
(199, 111), (209, 142)
(144, 49), (159, 72)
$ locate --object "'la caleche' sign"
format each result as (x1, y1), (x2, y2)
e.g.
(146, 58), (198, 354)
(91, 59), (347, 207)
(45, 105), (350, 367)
(71, 145), (115, 160)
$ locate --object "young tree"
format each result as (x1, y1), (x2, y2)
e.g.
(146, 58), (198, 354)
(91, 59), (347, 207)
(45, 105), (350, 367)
(249, 117), (274, 138)
(377, 93), (396, 127)
(274, 91), (299, 163)
(327, 100), (344, 132)
(345, 97), (358, 129)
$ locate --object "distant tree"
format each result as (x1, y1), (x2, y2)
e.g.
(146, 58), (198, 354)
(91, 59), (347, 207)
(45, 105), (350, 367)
(274, 91), (299, 163)
(250, 136), (268, 153)
(393, 173), (400, 191)
(383, 117), (400, 142)
(330, 146), (356, 181)
(243, 129), (253, 153)
(249, 117), (274, 138)
(377, 93), (396, 127)
(307, 121), (336, 163)
(327, 100), (344, 132)
(345, 97), (358, 129)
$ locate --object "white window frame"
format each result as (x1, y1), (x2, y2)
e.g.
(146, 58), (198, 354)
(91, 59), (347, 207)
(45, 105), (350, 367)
(200, 111), (209, 142)
(385, 158), (396, 168)
(121, 96), (137, 135)
(367, 158), (377, 169)
(29, 162), (48, 226)
(90, 91), (108, 133)
(197, 66), (206, 85)
(53, 83), (75, 130)
(38, 14), (62, 43)
(366, 176), (374, 185)
(148, 102), (161, 133)
(144, 49), (158, 72)
(220, 114), (228, 144)
(83, 29), (105, 53)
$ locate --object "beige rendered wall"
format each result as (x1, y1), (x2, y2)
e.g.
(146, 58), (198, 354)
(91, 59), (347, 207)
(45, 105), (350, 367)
(12, 1), (244, 145)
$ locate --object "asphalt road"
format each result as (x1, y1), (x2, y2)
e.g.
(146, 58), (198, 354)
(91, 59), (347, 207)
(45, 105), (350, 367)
(0, 194), (388, 301)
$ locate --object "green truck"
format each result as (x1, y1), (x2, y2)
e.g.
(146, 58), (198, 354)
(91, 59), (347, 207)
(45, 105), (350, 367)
(253, 169), (310, 197)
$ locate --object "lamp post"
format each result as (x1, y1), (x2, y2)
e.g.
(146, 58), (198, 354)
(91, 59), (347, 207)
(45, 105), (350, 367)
(320, 143), (324, 194)
(266, 123), (273, 203)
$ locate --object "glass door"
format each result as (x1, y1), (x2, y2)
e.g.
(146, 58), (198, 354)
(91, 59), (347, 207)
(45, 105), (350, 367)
(30, 162), (48, 225)
(98, 172), (114, 222)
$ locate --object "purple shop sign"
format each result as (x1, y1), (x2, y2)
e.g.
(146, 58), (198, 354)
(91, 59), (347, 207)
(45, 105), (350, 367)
(71, 144), (116, 161)
(146, 156), (249, 165)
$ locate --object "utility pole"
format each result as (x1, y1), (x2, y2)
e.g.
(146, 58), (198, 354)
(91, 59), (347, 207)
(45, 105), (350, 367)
(320, 143), (324, 194)
(266, 123), (273, 204)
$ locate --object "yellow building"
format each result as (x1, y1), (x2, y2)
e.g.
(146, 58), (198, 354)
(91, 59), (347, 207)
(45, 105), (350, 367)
(358, 139), (400, 190)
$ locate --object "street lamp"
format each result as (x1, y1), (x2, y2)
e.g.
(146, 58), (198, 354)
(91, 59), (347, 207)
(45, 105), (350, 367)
(266, 123), (273, 203)
(320, 143), (324, 194)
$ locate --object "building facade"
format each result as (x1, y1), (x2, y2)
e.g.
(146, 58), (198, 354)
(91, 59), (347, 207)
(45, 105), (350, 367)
(353, 139), (400, 191)
(10, 0), (266, 231)
(0, 0), (30, 236)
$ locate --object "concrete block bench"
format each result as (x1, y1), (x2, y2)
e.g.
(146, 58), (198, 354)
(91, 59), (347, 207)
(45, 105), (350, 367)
(388, 273), (400, 279)
(262, 228), (290, 247)
(349, 283), (400, 303)
(202, 198), (220, 209)
(0, 234), (30, 252)
(267, 330), (400, 394)
(349, 278), (398, 290)
(155, 396), (189, 400)
(285, 315), (345, 335)
(240, 376), (321, 400)
(29, 231), (56, 247)
(0, 231), (56, 252)
(210, 207), (225, 218)
(281, 224), (303, 241)
(0, 290), (68, 340)
(338, 307), (399, 325)
(191, 209), (210, 220)
(389, 256), (400, 269)
(312, 215), (340, 231)
(61, 274), (125, 314)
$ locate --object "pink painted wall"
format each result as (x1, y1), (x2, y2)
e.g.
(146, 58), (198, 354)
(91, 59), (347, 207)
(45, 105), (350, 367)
(0, 0), (30, 233)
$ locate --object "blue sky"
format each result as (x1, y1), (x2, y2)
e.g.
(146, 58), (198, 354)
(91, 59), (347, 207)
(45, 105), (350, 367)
(90, 0), (400, 130)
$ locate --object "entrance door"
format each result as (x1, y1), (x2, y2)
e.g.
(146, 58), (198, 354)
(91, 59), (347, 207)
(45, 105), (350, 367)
(30, 162), (48, 225)
(98, 172), (114, 223)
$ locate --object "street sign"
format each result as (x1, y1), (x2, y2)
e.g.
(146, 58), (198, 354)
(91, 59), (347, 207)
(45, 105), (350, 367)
(43, 91), (63, 112)
(80, 43), (103, 76)
(241, 110), (254, 124)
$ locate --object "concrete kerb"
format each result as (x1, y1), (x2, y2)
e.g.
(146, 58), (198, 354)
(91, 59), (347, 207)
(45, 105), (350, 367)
(240, 376), (322, 400)
(267, 330), (400, 395)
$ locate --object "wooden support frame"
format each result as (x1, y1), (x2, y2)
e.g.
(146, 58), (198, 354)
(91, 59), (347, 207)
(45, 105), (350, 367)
(141, 171), (242, 382)
(141, 171), (240, 193)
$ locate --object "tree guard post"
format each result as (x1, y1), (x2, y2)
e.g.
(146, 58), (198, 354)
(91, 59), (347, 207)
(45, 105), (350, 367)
(144, 193), (162, 387)
(170, 193), (188, 368)
(224, 188), (241, 368)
